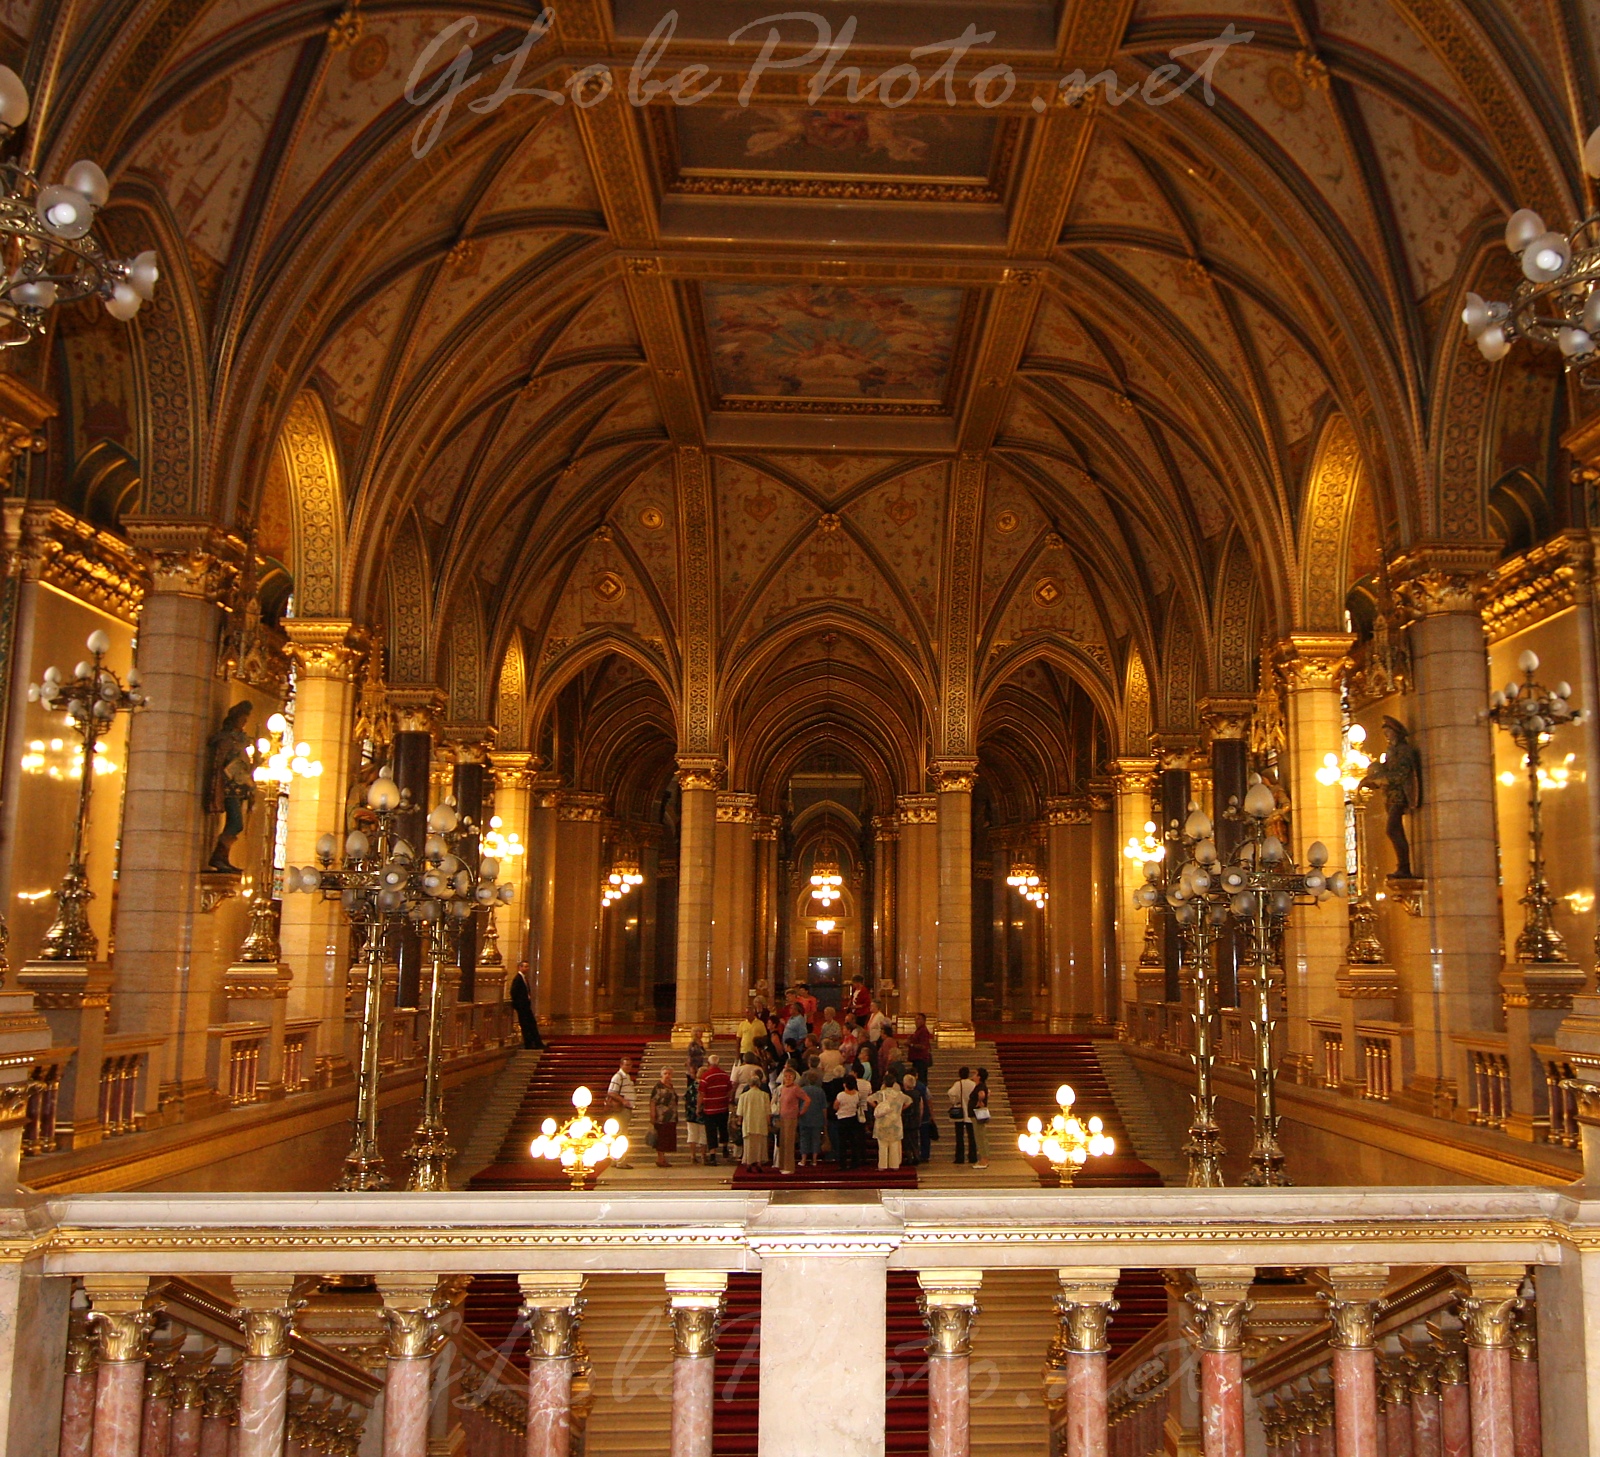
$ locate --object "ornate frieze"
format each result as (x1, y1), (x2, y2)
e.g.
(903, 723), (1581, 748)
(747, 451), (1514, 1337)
(9, 504), (146, 622)
(284, 620), (366, 682)
(1482, 530), (1592, 643)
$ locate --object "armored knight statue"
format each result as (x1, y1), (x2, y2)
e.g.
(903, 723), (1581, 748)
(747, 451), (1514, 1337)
(1360, 716), (1422, 880)
(204, 701), (256, 873)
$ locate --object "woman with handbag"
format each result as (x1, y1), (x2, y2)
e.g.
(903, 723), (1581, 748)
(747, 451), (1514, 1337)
(650, 1070), (679, 1168)
(969, 1068), (992, 1170)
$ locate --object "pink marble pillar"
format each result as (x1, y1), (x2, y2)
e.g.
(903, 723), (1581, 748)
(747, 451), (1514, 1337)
(1458, 1269), (1522, 1457)
(60, 1357), (97, 1457)
(1052, 1271), (1115, 1457)
(381, 1357), (431, 1457)
(929, 1355), (971, 1457)
(1386, 1399), (1414, 1457)
(1439, 1383), (1470, 1457)
(169, 1400), (202, 1457)
(197, 1412), (231, 1457)
(1062, 1352), (1108, 1457)
(93, 1361), (149, 1457)
(1188, 1271), (1250, 1457)
(1509, 1312), (1540, 1457)
(526, 1358), (572, 1457)
(667, 1279), (725, 1457)
(1330, 1349), (1379, 1457)
(236, 1357), (289, 1457)
(141, 1382), (173, 1457)
(1411, 1382), (1441, 1457)
(921, 1276), (981, 1457)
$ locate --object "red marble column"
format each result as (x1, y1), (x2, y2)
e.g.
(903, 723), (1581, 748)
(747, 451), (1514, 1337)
(667, 1274), (727, 1457)
(233, 1278), (303, 1457)
(1189, 1268), (1252, 1457)
(1323, 1268), (1389, 1457)
(1458, 1267), (1522, 1457)
(1509, 1308), (1540, 1457)
(518, 1274), (586, 1457)
(85, 1277), (161, 1457)
(1433, 1329), (1470, 1457)
(1410, 1355), (1442, 1457)
(59, 1313), (97, 1457)
(1381, 1357), (1414, 1457)
(1051, 1270), (1118, 1457)
(141, 1360), (174, 1457)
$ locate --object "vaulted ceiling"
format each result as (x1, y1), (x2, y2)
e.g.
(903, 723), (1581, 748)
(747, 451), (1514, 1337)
(12, 0), (1591, 789)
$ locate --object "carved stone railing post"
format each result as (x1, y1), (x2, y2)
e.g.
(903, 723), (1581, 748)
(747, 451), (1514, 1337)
(378, 1277), (453, 1457)
(518, 1274), (586, 1457)
(233, 1276), (304, 1457)
(83, 1276), (162, 1457)
(1187, 1267), (1252, 1457)
(665, 1272), (726, 1457)
(1322, 1265), (1387, 1457)
(918, 1271), (982, 1457)
(59, 1307), (97, 1457)
(1047, 1268), (1118, 1457)
(1509, 1304), (1539, 1457)
(1458, 1266), (1523, 1457)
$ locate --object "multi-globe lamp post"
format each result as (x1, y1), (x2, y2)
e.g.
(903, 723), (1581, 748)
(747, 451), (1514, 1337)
(26, 631), (146, 961)
(1314, 726), (1384, 965)
(235, 713), (322, 965)
(1122, 819), (1166, 965)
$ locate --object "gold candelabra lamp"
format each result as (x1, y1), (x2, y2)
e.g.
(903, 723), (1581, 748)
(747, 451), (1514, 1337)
(236, 712), (322, 964)
(1006, 856), (1049, 907)
(479, 814), (524, 965)
(1314, 724), (1384, 965)
(529, 1085), (629, 1189)
(1016, 1083), (1115, 1187)
(809, 842), (844, 908)
(600, 845), (643, 908)
(1123, 820), (1166, 966)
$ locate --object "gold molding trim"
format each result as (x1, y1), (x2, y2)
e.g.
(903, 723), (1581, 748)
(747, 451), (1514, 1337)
(1482, 530), (1591, 643)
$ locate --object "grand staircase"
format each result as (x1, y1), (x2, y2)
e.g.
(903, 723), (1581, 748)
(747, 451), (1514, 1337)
(886, 1272), (931, 1454)
(467, 1035), (650, 1189)
(714, 1273), (762, 1456)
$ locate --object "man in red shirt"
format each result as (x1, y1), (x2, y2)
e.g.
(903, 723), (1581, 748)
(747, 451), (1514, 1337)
(697, 1054), (732, 1164)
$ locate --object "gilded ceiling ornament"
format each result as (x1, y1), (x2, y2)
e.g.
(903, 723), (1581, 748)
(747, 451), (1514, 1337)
(592, 571), (626, 605)
(326, 3), (364, 50)
(994, 509), (1020, 534)
(638, 505), (665, 531)
(1033, 577), (1063, 607)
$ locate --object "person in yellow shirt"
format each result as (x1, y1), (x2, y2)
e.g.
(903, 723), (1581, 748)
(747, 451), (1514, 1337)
(737, 1011), (764, 1058)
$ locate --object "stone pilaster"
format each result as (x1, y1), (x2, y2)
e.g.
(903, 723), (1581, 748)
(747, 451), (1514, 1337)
(1109, 758), (1159, 1016)
(896, 794), (938, 1027)
(710, 792), (758, 1033)
(934, 761), (977, 1047)
(673, 759), (720, 1043)
(550, 791), (605, 1034)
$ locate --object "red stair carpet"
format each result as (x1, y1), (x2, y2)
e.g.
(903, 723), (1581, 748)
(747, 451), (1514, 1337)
(988, 1035), (1162, 1188)
(714, 1273), (762, 1455)
(461, 1273), (529, 1371)
(885, 1271), (931, 1454)
(468, 1035), (650, 1190)
(731, 1159), (917, 1191)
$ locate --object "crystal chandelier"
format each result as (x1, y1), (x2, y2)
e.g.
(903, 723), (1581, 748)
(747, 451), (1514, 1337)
(0, 67), (159, 343)
(809, 842), (843, 907)
(1460, 126), (1600, 380)
(601, 845), (643, 908)
(1005, 856), (1048, 908)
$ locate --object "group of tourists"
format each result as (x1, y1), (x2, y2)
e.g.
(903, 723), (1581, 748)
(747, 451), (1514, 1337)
(599, 978), (995, 1177)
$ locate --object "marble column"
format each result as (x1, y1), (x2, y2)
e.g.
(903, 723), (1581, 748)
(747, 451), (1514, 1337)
(548, 791), (604, 1034)
(486, 752), (535, 976)
(518, 1275), (585, 1457)
(59, 1310), (97, 1457)
(1435, 1328), (1470, 1457)
(1276, 636), (1354, 1059)
(1410, 1352), (1442, 1457)
(1110, 759), (1159, 1016)
(870, 816), (896, 1020)
(378, 1277), (451, 1457)
(233, 1276), (301, 1457)
(1508, 1307), (1539, 1457)
(673, 760), (720, 1044)
(1047, 1269), (1117, 1457)
(934, 763), (977, 1047)
(914, 1272), (981, 1457)
(1393, 549), (1503, 1097)
(666, 1273), (726, 1457)
(896, 795), (938, 1026)
(169, 1366), (205, 1457)
(114, 525), (232, 1104)
(757, 1251), (886, 1457)
(142, 1354), (174, 1457)
(1458, 1266), (1522, 1457)
(711, 793), (757, 1033)
(757, 816), (782, 1007)
(279, 621), (361, 1038)
(197, 1373), (235, 1457)
(1324, 1266), (1387, 1457)
(1046, 801), (1095, 1033)
(1188, 1268), (1252, 1457)
(1379, 1356), (1414, 1457)
(1087, 782), (1118, 1026)
(525, 771), (561, 1022)
(84, 1275), (160, 1457)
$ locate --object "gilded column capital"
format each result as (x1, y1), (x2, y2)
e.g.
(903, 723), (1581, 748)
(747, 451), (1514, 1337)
(518, 1273), (586, 1361)
(283, 619), (366, 681)
(917, 1270), (982, 1358)
(84, 1275), (162, 1363)
(1389, 542), (1500, 620)
(1272, 634), (1355, 692)
(387, 685), (448, 734)
(232, 1275), (305, 1360)
(124, 519), (241, 601)
(1407, 1350), (1439, 1398)
(1428, 1319), (1468, 1385)
(377, 1276), (455, 1360)
(1109, 756), (1159, 795)
(488, 750), (536, 786)
(440, 723), (497, 762)
(201, 1367), (239, 1420)
(64, 1309), (96, 1375)
(172, 1361), (207, 1412)
(896, 793), (938, 824)
(1050, 1268), (1119, 1358)
(666, 1272), (727, 1359)
(1046, 797), (1092, 826)
(756, 813), (782, 841)
(1186, 1268), (1253, 1354)
(557, 791), (607, 822)
(1457, 1265), (1524, 1349)
(1509, 1305), (1537, 1362)
(0, 371), (55, 477)
(715, 791), (760, 823)
(1200, 696), (1255, 742)
(1376, 1355), (1410, 1407)
(676, 756), (724, 792)
(932, 759), (979, 794)
(1320, 1264), (1388, 1350)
